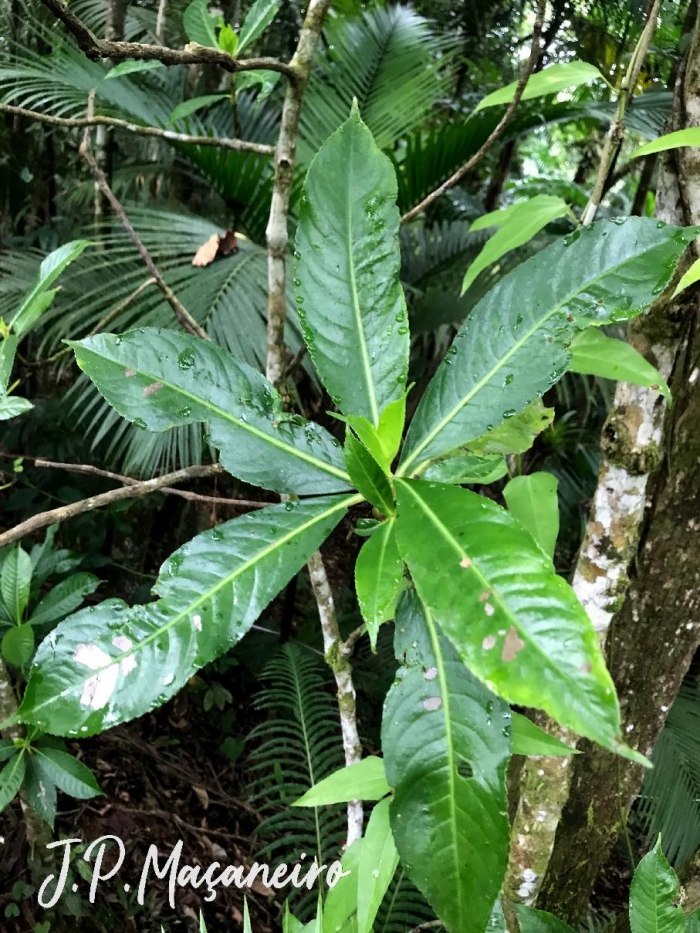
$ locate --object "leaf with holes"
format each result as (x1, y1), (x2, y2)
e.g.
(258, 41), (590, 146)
(394, 480), (645, 762)
(398, 219), (696, 476)
(19, 496), (353, 736)
(382, 589), (511, 933)
(295, 105), (409, 426)
(70, 330), (351, 496)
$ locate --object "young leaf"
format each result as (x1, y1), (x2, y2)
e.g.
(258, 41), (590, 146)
(570, 328), (671, 399)
(672, 257), (700, 299)
(10, 240), (91, 339)
(630, 840), (685, 933)
(295, 105), (409, 426)
(394, 480), (642, 761)
(344, 433), (395, 514)
(24, 755), (57, 827)
(169, 94), (229, 124)
(462, 196), (570, 295)
(70, 330), (351, 496)
(511, 713), (579, 757)
(0, 751), (25, 812)
(355, 519), (403, 647)
(1, 546), (33, 624)
(2, 624), (35, 667)
(183, 0), (220, 47)
(19, 496), (354, 736)
(503, 473), (560, 560)
(474, 61), (604, 112)
(35, 748), (102, 799)
(632, 128), (700, 159)
(357, 797), (399, 933)
(29, 573), (101, 627)
(217, 23), (238, 55)
(377, 396), (407, 466)
(105, 61), (164, 79)
(515, 906), (575, 933)
(399, 219), (695, 476)
(238, 0), (280, 52)
(382, 590), (511, 933)
(293, 756), (390, 806)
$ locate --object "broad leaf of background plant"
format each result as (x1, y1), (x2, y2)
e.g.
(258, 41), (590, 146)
(569, 327), (670, 399)
(19, 496), (353, 736)
(630, 840), (686, 933)
(399, 219), (696, 475)
(474, 61), (604, 112)
(295, 106), (409, 426)
(183, 0), (220, 47)
(10, 240), (91, 339)
(71, 329), (351, 495)
(394, 480), (641, 760)
(504, 473), (560, 560)
(382, 589), (511, 933)
(1, 546), (32, 624)
(238, 0), (280, 52)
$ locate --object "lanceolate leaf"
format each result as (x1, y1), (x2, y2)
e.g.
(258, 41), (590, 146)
(29, 573), (101, 627)
(357, 797), (400, 933)
(10, 240), (91, 339)
(344, 433), (395, 515)
(1, 546), (32, 625)
(19, 496), (355, 736)
(632, 128), (700, 158)
(2, 623), (35, 667)
(0, 751), (25, 812)
(570, 327), (671, 399)
(503, 473), (560, 560)
(238, 0), (281, 52)
(355, 519), (403, 647)
(382, 590), (511, 933)
(295, 106), (409, 426)
(293, 756), (390, 806)
(511, 712), (578, 757)
(34, 748), (102, 799)
(630, 840), (686, 933)
(70, 330), (351, 496)
(474, 61), (604, 112)
(394, 480), (641, 760)
(399, 219), (695, 475)
(24, 755), (57, 827)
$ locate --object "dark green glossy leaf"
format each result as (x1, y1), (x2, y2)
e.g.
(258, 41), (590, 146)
(20, 496), (354, 736)
(394, 480), (642, 761)
(29, 573), (101, 627)
(504, 473), (559, 559)
(630, 840), (685, 933)
(35, 748), (102, 799)
(1, 546), (32, 624)
(399, 219), (695, 475)
(295, 106), (409, 426)
(355, 519), (403, 647)
(344, 433), (394, 514)
(382, 589), (511, 933)
(70, 329), (351, 496)
(0, 751), (25, 812)
(2, 624), (35, 667)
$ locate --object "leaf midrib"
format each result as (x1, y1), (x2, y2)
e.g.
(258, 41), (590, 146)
(398, 235), (676, 475)
(79, 345), (351, 484)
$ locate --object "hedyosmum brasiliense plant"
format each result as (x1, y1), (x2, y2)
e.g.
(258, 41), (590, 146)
(7, 106), (696, 932)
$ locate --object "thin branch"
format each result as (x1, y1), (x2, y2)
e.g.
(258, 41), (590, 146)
(40, 0), (296, 79)
(0, 103), (275, 155)
(80, 94), (208, 340)
(155, 0), (168, 45)
(0, 464), (249, 549)
(399, 0), (547, 225)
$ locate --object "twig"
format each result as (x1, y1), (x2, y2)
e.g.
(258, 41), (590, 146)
(0, 103), (275, 155)
(155, 0), (168, 45)
(399, 0), (547, 225)
(341, 624), (366, 655)
(580, 0), (663, 224)
(40, 0), (296, 79)
(80, 93), (208, 340)
(0, 464), (234, 549)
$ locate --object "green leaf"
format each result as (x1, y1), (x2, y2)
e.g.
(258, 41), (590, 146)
(630, 840), (685, 933)
(24, 755), (57, 827)
(169, 94), (229, 124)
(382, 589), (511, 933)
(474, 61), (604, 112)
(105, 60), (164, 80)
(0, 337), (18, 392)
(424, 453), (508, 486)
(511, 712), (579, 757)
(503, 473), (560, 559)
(10, 240), (91, 339)
(236, 70), (281, 102)
(0, 751), (25, 812)
(238, 0), (280, 52)
(344, 433), (395, 514)
(355, 519), (403, 648)
(0, 395), (33, 421)
(377, 396), (407, 465)
(357, 797), (399, 933)
(632, 128), (700, 159)
(687, 911), (700, 933)
(398, 219), (695, 475)
(462, 196), (570, 294)
(183, 0), (220, 47)
(2, 624), (35, 667)
(29, 573), (101, 627)
(243, 899), (253, 933)
(218, 23), (239, 55)
(570, 328), (670, 400)
(35, 748), (102, 799)
(323, 839), (363, 933)
(295, 105), (409, 427)
(293, 756), (390, 806)
(1, 546), (33, 624)
(70, 330), (351, 496)
(515, 906), (575, 933)
(468, 401), (555, 458)
(19, 495), (353, 736)
(0, 740), (18, 763)
(394, 480), (641, 761)
(672, 257), (700, 299)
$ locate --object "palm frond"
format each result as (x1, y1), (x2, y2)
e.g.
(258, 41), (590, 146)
(376, 866), (444, 933)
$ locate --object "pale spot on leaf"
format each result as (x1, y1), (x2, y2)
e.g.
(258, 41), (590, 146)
(478, 591), (492, 602)
(424, 667), (438, 681)
(484, 603), (495, 616)
(143, 382), (163, 397)
(482, 635), (497, 650)
(422, 696), (442, 711)
(460, 556), (472, 569)
(124, 368), (136, 377)
(192, 614), (203, 631)
(501, 626), (525, 662)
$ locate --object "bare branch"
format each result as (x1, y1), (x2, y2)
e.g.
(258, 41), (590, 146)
(80, 94), (208, 340)
(399, 0), (547, 225)
(0, 102), (275, 155)
(39, 0), (296, 79)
